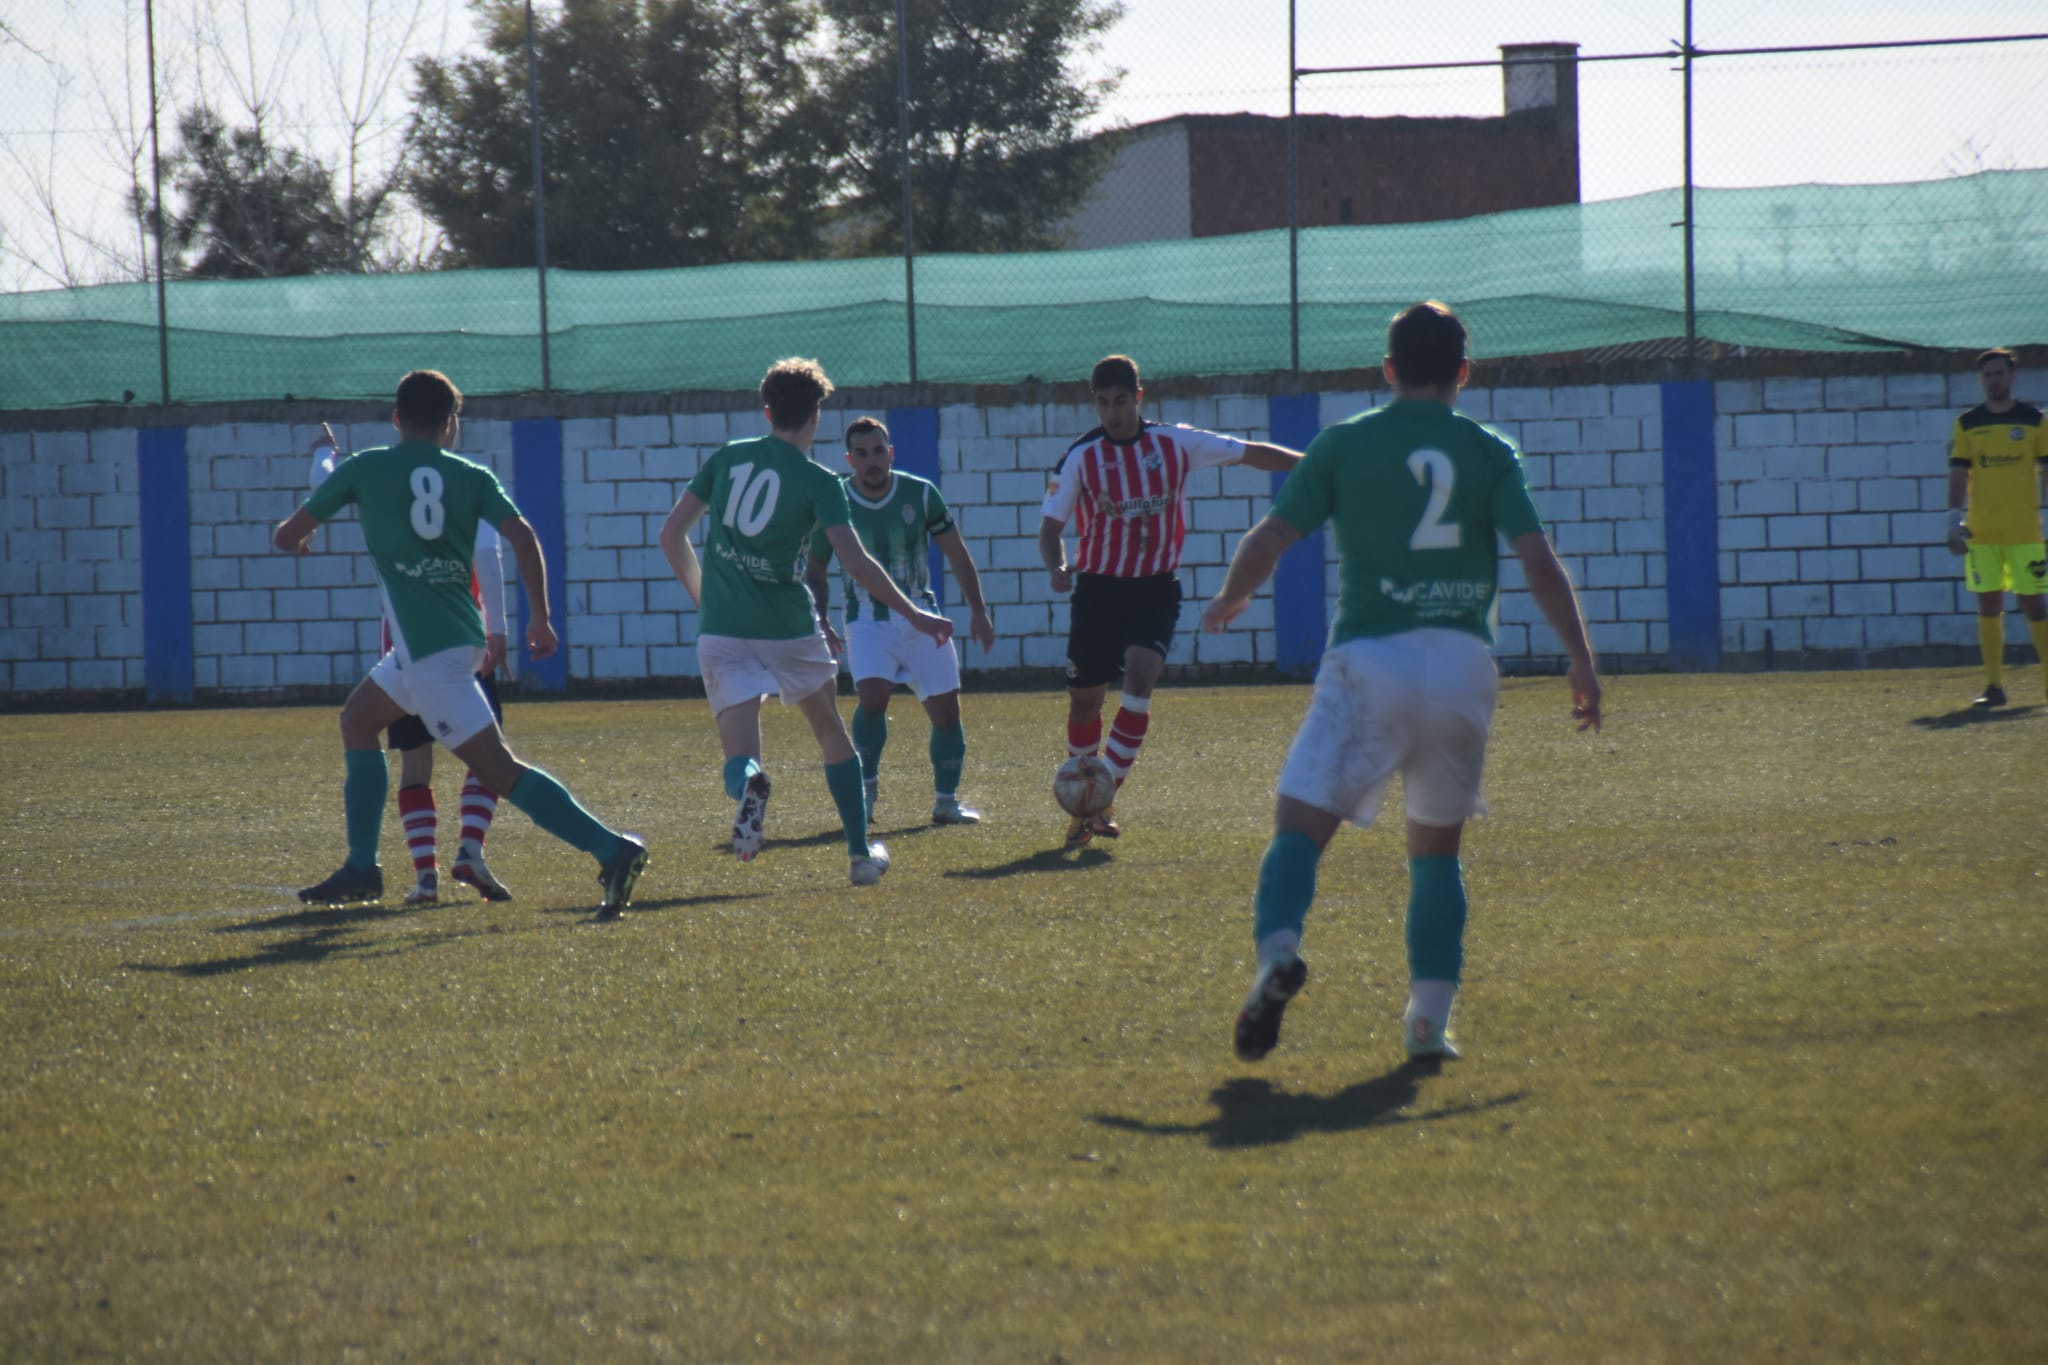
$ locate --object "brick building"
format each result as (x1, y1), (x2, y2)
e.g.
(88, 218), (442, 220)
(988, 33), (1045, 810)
(1061, 42), (1580, 249)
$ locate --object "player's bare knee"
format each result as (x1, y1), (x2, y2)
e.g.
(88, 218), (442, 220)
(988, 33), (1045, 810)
(923, 691), (961, 728)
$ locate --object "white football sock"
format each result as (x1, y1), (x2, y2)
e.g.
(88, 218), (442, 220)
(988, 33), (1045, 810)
(1255, 929), (1301, 968)
(1406, 979), (1456, 1030)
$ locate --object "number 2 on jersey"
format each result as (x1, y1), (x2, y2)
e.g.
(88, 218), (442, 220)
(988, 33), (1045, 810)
(1406, 448), (1461, 550)
(722, 462), (782, 537)
(409, 466), (446, 539)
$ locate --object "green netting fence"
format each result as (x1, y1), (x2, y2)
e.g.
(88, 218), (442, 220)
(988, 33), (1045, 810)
(4, 170), (2044, 410)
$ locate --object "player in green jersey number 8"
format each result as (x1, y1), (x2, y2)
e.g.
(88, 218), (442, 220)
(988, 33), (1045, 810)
(277, 370), (648, 921)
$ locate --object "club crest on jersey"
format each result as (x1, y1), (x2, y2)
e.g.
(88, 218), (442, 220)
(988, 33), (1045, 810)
(902, 504), (918, 524)
(1140, 447), (1164, 472)
(2011, 427), (2027, 441)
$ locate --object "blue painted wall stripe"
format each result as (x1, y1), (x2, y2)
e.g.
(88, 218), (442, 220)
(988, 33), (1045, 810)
(1660, 380), (1721, 671)
(884, 406), (946, 610)
(137, 426), (194, 702)
(1267, 392), (1325, 675)
(511, 418), (568, 690)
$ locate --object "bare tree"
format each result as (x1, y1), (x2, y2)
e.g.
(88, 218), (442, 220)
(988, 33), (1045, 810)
(311, 0), (450, 269)
(0, 0), (458, 289)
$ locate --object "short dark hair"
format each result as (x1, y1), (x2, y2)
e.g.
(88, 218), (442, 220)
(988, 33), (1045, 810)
(1090, 354), (1139, 394)
(845, 416), (890, 447)
(1386, 302), (1467, 387)
(1976, 347), (2017, 371)
(394, 369), (462, 432)
(761, 357), (834, 430)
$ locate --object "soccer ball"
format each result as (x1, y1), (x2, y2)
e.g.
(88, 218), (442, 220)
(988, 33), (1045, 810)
(1053, 754), (1116, 817)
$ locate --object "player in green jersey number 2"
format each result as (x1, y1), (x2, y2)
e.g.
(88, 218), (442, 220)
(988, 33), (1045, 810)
(660, 359), (955, 887)
(275, 370), (648, 921)
(803, 416), (998, 826)
(1202, 303), (1602, 1065)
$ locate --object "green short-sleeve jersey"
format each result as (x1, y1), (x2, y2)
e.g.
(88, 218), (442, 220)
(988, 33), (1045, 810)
(806, 472), (953, 622)
(687, 434), (852, 639)
(1271, 399), (1543, 646)
(301, 440), (519, 663)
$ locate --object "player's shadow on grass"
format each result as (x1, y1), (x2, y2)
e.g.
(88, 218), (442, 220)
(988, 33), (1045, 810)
(944, 846), (1115, 880)
(1910, 703), (2040, 730)
(718, 823), (939, 857)
(537, 891), (770, 919)
(1088, 1065), (1526, 1150)
(128, 912), (475, 978)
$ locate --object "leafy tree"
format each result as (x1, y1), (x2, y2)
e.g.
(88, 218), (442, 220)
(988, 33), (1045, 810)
(406, 0), (839, 270)
(822, 0), (1123, 254)
(166, 106), (359, 278)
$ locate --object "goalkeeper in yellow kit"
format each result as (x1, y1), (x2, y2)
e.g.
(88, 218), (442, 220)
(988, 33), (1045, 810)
(1944, 348), (2048, 707)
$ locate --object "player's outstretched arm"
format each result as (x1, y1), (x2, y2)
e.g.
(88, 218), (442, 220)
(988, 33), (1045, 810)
(659, 492), (708, 605)
(1202, 515), (1302, 631)
(499, 516), (558, 660)
(934, 527), (996, 652)
(824, 525), (954, 646)
(1237, 442), (1304, 474)
(1511, 530), (1602, 732)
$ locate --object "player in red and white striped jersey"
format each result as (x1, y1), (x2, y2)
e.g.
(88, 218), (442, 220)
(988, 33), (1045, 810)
(1036, 355), (1302, 846)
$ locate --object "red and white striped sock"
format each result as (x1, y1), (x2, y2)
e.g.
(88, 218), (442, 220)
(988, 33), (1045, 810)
(396, 784), (438, 874)
(458, 772), (499, 860)
(1067, 715), (1102, 758)
(1103, 695), (1152, 788)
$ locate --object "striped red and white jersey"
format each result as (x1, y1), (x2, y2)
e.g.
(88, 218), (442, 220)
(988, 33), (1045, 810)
(1041, 422), (1248, 578)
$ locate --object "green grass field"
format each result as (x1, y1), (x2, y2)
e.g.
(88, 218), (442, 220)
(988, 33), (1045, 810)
(3, 670), (2044, 1361)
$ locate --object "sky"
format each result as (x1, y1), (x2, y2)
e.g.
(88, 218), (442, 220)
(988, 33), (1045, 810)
(2, 0), (2043, 292)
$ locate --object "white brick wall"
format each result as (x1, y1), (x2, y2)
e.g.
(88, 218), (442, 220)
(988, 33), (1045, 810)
(0, 428), (144, 694)
(1711, 374), (1974, 659)
(0, 370), (2034, 697)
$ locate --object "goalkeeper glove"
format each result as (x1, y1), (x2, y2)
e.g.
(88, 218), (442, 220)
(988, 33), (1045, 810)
(1944, 509), (1971, 557)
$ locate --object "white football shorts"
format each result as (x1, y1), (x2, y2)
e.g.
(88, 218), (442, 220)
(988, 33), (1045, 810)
(698, 632), (839, 715)
(368, 645), (496, 748)
(1277, 628), (1499, 828)
(843, 615), (961, 699)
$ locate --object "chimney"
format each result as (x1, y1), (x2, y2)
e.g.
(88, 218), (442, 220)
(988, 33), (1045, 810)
(1501, 42), (1579, 127)
(1501, 42), (1580, 198)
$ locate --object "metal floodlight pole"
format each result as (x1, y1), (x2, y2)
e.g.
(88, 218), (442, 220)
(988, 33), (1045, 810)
(524, 0), (553, 393)
(1287, 0), (1300, 375)
(897, 0), (919, 385)
(144, 0), (170, 405)
(1682, 0), (1698, 376)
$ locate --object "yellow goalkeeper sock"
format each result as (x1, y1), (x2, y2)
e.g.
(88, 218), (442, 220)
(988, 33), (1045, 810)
(2029, 618), (2048, 692)
(1978, 616), (2005, 685)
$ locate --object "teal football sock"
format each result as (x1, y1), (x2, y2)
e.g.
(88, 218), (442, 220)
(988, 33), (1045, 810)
(1405, 855), (1468, 983)
(508, 766), (621, 861)
(1252, 829), (1322, 947)
(343, 748), (388, 871)
(824, 755), (870, 856)
(851, 706), (888, 782)
(929, 722), (965, 797)
(722, 755), (762, 801)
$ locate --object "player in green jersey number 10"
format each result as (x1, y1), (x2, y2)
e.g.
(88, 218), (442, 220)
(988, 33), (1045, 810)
(660, 360), (954, 887)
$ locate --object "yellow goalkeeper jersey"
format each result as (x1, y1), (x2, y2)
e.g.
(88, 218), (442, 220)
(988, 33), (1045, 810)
(1948, 401), (2047, 545)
